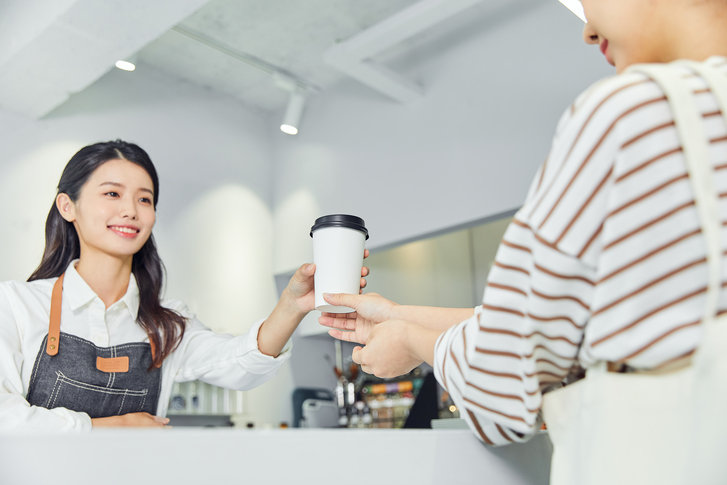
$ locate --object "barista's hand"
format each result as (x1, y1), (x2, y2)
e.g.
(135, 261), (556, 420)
(91, 412), (170, 428)
(351, 320), (423, 378)
(285, 250), (370, 314)
(319, 292), (397, 344)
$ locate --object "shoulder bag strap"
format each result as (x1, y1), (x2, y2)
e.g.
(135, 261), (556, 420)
(627, 62), (725, 324)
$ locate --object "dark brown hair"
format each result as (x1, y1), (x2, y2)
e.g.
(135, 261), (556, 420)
(28, 140), (186, 368)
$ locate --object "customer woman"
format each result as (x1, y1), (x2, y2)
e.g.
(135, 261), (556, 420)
(0, 140), (368, 430)
(320, 0), (727, 483)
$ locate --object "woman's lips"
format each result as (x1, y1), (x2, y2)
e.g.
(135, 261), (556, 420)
(108, 225), (140, 239)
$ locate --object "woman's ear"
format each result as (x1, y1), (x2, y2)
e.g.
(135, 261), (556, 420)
(55, 193), (75, 222)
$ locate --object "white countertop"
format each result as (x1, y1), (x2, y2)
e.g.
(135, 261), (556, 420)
(0, 428), (552, 485)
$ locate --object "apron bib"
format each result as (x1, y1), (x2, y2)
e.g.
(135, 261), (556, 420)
(541, 61), (727, 485)
(25, 274), (161, 418)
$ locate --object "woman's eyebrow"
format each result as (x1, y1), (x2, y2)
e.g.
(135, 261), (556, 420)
(99, 181), (154, 195)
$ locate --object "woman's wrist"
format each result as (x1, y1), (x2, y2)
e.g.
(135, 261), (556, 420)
(388, 302), (406, 321)
(403, 321), (438, 367)
(279, 287), (308, 320)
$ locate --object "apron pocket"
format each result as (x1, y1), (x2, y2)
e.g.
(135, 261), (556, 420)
(48, 370), (149, 418)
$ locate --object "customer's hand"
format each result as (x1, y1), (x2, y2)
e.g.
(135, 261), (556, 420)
(351, 320), (422, 378)
(286, 250), (370, 314)
(91, 412), (170, 428)
(319, 292), (397, 344)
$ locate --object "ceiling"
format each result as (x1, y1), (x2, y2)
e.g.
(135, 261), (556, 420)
(0, 0), (536, 119)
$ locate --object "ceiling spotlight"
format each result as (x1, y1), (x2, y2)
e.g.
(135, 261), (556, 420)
(115, 59), (136, 72)
(280, 91), (306, 136)
(558, 0), (586, 22)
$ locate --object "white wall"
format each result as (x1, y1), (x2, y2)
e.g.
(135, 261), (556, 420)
(271, 1), (613, 273)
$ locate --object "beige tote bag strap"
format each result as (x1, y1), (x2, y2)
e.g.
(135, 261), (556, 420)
(676, 60), (727, 485)
(684, 60), (727, 121)
(627, 62), (725, 323)
(679, 60), (727, 322)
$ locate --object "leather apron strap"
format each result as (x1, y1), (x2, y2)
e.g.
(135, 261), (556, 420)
(46, 271), (158, 363)
(46, 273), (64, 356)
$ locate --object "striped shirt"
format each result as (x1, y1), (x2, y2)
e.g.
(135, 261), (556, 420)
(434, 57), (727, 445)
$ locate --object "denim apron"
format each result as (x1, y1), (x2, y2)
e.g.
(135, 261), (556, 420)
(25, 274), (162, 418)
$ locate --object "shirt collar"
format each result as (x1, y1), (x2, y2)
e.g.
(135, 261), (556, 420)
(63, 260), (140, 320)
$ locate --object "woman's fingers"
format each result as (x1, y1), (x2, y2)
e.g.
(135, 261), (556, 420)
(319, 314), (357, 330)
(293, 263), (315, 280)
(135, 412), (169, 427)
(327, 328), (360, 343)
(352, 345), (375, 376)
(92, 412), (170, 428)
(352, 345), (364, 364)
(323, 292), (360, 309)
(153, 415), (170, 425)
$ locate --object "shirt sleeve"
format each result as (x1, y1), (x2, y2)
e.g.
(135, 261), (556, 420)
(432, 80), (619, 445)
(165, 301), (291, 390)
(0, 284), (92, 432)
(433, 233), (595, 445)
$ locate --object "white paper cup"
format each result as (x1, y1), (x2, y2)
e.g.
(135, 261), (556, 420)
(310, 214), (368, 313)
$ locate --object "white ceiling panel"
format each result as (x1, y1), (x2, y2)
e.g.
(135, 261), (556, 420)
(0, 0), (539, 118)
(0, 0), (211, 118)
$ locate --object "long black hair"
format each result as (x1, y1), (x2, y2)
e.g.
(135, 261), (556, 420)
(28, 140), (186, 367)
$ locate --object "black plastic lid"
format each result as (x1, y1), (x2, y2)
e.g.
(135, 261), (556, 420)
(310, 214), (369, 239)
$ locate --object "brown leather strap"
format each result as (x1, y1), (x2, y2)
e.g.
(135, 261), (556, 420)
(46, 273), (64, 356)
(96, 356), (129, 373)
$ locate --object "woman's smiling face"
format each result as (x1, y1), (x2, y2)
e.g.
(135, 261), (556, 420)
(57, 158), (156, 262)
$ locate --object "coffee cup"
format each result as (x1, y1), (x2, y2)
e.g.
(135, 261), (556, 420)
(310, 214), (369, 313)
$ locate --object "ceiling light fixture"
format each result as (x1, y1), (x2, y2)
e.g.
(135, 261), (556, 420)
(280, 91), (306, 136)
(558, 0), (586, 22)
(173, 27), (320, 135)
(115, 59), (136, 71)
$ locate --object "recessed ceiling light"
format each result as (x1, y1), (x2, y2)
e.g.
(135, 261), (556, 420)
(115, 60), (136, 72)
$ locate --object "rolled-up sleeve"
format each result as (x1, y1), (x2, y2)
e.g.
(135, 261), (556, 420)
(434, 308), (535, 446)
(166, 301), (291, 390)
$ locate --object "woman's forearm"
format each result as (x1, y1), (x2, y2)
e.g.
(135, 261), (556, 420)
(257, 290), (306, 357)
(390, 305), (474, 332)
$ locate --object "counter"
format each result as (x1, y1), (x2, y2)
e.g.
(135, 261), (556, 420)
(0, 428), (552, 485)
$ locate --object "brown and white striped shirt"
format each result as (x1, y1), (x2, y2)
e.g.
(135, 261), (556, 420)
(434, 57), (727, 445)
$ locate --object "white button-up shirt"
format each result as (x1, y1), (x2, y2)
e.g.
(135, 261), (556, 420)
(0, 261), (290, 431)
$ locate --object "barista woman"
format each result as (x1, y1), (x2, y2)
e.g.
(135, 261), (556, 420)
(0, 140), (368, 430)
(321, 0), (727, 482)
